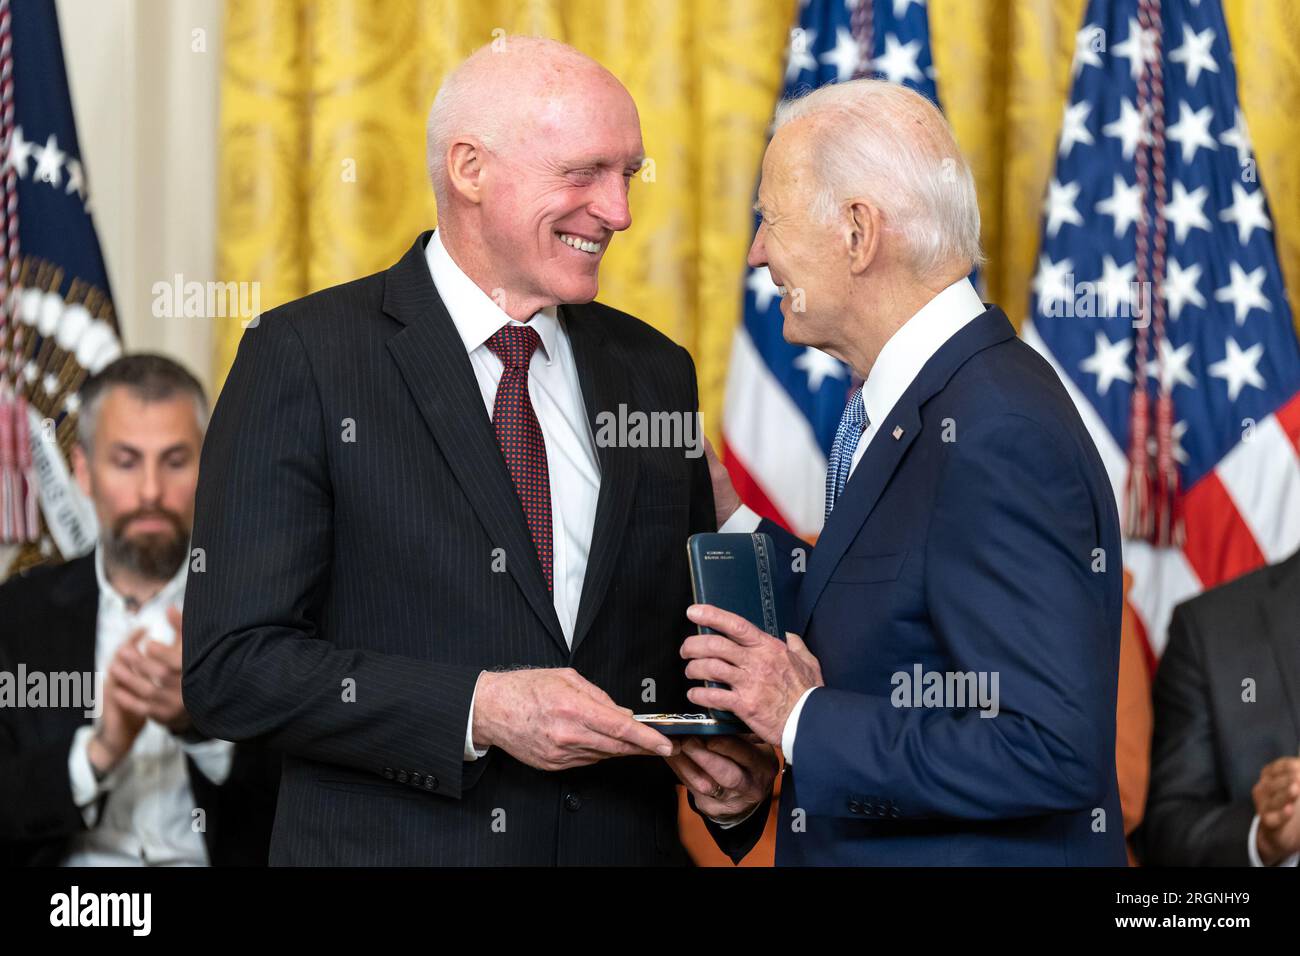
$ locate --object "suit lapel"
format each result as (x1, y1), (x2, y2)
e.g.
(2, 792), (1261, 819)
(54, 555), (99, 677)
(45, 556), (99, 728)
(795, 306), (1016, 633)
(797, 404), (920, 632)
(564, 303), (639, 654)
(1260, 552), (1300, 739)
(382, 232), (566, 654)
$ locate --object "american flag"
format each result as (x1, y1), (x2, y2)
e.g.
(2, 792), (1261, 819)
(0, 0), (119, 576)
(722, 0), (942, 538)
(1023, 0), (1300, 660)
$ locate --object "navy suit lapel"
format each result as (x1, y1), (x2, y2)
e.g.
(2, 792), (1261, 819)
(797, 404), (920, 632)
(795, 306), (1016, 634)
(382, 231), (566, 655)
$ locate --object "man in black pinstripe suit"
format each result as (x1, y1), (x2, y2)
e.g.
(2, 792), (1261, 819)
(181, 37), (778, 864)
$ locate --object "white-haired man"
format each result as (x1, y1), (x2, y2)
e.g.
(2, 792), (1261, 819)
(181, 37), (774, 865)
(685, 79), (1127, 866)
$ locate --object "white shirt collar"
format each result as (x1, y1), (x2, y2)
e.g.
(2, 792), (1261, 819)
(93, 543), (188, 616)
(424, 229), (558, 365)
(860, 276), (985, 428)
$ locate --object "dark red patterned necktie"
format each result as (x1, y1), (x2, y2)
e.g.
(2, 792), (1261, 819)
(486, 325), (553, 590)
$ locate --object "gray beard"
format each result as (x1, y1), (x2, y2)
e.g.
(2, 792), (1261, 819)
(103, 526), (189, 583)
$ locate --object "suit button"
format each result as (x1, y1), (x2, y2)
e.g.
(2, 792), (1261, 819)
(425, 777), (438, 791)
(848, 799), (861, 814)
(410, 772), (423, 787)
(397, 770), (409, 784)
(383, 767), (395, 780)
(889, 806), (901, 819)
(564, 792), (582, 812)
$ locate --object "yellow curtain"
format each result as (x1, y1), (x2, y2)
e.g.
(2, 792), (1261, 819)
(216, 0), (796, 442)
(216, 0), (1300, 443)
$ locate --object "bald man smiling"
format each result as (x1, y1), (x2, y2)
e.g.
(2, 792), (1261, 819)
(181, 37), (766, 865)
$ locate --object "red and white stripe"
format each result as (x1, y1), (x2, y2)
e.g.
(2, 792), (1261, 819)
(720, 327), (828, 539)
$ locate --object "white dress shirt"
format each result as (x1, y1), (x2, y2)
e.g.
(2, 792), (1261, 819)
(721, 276), (986, 764)
(1247, 813), (1300, 867)
(424, 230), (602, 760)
(64, 548), (234, 866)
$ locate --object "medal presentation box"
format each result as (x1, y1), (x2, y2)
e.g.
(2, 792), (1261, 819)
(635, 532), (789, 736)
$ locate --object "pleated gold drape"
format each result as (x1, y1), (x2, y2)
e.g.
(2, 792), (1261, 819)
(216, 0), (1300, 442)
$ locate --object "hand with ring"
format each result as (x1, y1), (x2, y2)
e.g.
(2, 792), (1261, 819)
(666, 735), (778, 823)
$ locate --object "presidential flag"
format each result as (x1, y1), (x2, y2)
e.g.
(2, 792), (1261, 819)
(0, 0), (119, 575)
(721, 0), (944, 537)
(1024, 0), (1300, 657)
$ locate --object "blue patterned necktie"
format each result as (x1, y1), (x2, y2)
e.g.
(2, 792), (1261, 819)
(825, 384), (868, 520)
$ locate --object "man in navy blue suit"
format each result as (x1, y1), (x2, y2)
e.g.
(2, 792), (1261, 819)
(668, 79), (1126, 866)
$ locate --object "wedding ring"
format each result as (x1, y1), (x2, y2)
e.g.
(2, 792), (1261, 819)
(710, 784), (724, 799)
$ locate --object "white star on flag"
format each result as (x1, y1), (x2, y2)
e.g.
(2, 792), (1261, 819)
(785, 28), (818, 81)
(1072, 23), (1104, 77)
(820, 27), (861, 83)
(1059, 101), (1095, 158)
(4, 125), (33, 178)
(1102, 98), (1148, 161)
(1145, 418), (1190, 465)
(1169, 24), (1219, 86)
(1218, 181), (1271, 244)
(1166, 101), (1217, 164)
(1219, 107), (1252, 167)
(1160, 257), (1206, 319)
(1079, 331), (1133, 395)
(65, 158), (85, 201)
(1043, 178), (1083, 237)
(1095, 173), (1142, 238)
(1214, 261), (1271, 324)
(746, 266), (780, 312)
(1164, 180), (1212, 244)
(1207, 336), (1266, 401)
(32, 133), (66, 187)
(1113, 17), (1157, 82)
(793, 347), (846, 391)
(874, 34), (923, 85)
(1033, 254), (1074, 314)
(1097, 254), (1138, 316)
(1146, 338), (1198, 392)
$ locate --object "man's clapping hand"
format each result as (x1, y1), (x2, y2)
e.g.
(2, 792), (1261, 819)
(88, 608), (192, 776)
(1253, 755), (1300, 865)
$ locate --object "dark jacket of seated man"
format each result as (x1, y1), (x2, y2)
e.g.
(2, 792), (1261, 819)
(1138, 549), (1300, 867)
(0, 553), (280, 866)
